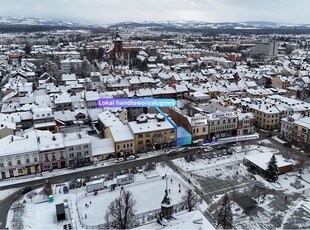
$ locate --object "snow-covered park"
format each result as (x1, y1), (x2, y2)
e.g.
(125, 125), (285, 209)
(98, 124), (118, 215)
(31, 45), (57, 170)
(5, 163), (208, 229)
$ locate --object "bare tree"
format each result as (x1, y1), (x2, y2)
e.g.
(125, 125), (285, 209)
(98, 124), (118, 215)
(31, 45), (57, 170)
(104, 190), (136, 229)
(217, 194), (233, 229)
(180, 189), (201, 212)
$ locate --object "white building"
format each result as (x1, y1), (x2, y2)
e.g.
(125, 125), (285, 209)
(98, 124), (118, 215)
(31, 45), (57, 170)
(254, 41), (278, 56)
(60, 58), (83, 74)
(0, 135), (40, 179)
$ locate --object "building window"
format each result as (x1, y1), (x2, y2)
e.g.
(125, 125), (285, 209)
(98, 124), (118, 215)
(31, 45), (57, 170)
(18, 169), (23, 174)
(45, 155), (49, 160)
(77, 152), (82, 156)
(8, 161), (12, 166)
(34, 157), (38, 162)
(0, 162), (4, 167)
(26, 158), (30, 163)
(76, 146), (81, 150)
(84, 151), (89, 155)
(84, 145), (88, 148)
(69, 153), (74, 157)
(69, 147), (74, 151)
(17, 160), (21, 165)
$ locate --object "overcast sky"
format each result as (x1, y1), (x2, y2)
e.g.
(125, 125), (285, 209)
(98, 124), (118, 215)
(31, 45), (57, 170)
(0, 0), (309, 25)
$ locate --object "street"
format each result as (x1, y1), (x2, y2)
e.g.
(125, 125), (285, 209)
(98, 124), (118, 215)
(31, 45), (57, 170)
(0, 137), (308, 229)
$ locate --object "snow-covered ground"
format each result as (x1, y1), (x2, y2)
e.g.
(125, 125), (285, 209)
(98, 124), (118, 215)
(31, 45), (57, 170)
(5, 143), (310, 229)
(171, 143), (310, 229)
(6, 163), (209, 229)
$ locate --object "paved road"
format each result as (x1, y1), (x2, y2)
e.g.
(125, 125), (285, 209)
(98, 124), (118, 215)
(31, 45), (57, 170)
(0, 137), (309, 229)
(0, 149), (201, 191)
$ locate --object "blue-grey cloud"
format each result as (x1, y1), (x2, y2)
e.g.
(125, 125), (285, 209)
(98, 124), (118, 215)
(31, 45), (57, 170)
(0, 0), (309, 24)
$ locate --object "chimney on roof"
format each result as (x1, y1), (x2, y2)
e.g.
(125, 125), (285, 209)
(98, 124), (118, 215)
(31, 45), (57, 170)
(37, 137), (40, 143)
(52, 135), (56, 141)
(11, 136), (13, 142)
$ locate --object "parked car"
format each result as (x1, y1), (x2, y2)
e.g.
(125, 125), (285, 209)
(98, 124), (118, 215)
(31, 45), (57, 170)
(126, 155), (136, 161)
(166, 149), (177, 156)
(201, 153), (206, 159)
(63, 186), (69, 194)
(227, 148), (233, 155)
(217, 145), (228, 150)
(184, 156), (191, 163)
(116, 157), (124, 163)
(20, 186), (32, 195)
(190, 155), (196, 161)
(283, 142), (292, 148)
(181, 147), (190, 153)
(204, 146), (213, 152)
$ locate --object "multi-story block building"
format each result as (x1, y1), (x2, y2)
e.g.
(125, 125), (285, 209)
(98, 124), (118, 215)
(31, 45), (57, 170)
(105, 124), (135, 157)
(251, 104), (281, 130)
(272, 76), (291, 89)
(292, 117), (310, 148)
(36, 131), (66, 171)
(237, 112), (255, 135)
(63, 132), (92, 168)
(54, 93), (73, 111)
(128, 113), (176, 153)
(254, 41), (278, 56)
(0, 135), (40, 179)
(281, 113), (303, 141)
(207, 111), (238, 139)
(60, 58), (83, 74)
(32, 107), (57, 133)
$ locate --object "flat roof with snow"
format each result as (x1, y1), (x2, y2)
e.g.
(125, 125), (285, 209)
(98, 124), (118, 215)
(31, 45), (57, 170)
(244, 152), (292, 171)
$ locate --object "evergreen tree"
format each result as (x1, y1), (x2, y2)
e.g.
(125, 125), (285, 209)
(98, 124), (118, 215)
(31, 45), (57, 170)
(23, 42), (32, 55)
(217, 194), (233, 229)
(266, 154), (278, 182)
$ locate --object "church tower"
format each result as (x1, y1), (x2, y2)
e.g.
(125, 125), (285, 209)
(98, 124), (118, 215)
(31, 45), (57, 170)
(113, 29), (124, 63)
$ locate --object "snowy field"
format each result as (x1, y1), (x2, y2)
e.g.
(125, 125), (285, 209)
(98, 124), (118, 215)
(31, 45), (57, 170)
(77, 175), (187, 227)
(6, 163), (206, 230)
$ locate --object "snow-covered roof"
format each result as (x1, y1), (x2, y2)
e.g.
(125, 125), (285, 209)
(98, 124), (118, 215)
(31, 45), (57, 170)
(128, 115), (175, 134)
(90, 137), (114, 156)
(244, 152), (292, 170)
(109, 125), (134, 142)
(0, 135), (39, 156)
